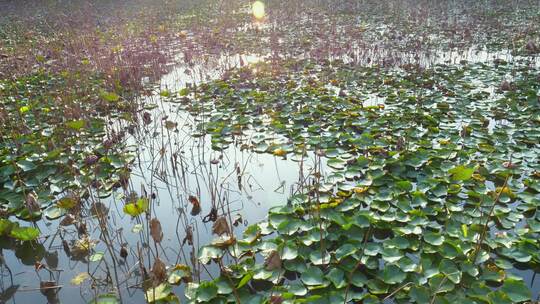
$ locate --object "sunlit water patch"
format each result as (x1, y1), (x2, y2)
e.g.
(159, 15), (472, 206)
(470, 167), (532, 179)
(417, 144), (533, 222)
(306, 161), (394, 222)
(337, 45), (540, 68)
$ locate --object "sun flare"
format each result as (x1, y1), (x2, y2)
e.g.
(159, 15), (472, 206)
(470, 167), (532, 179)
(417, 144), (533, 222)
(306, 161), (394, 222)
(252, 1), (265, 20)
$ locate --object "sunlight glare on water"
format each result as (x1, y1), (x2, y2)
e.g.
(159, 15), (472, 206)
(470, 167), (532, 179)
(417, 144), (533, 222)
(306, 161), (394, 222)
(252, 1), (265, 20)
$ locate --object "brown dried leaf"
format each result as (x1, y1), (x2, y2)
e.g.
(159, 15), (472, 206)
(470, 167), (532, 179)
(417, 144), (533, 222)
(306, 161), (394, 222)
(142, 111), (152, 125)
(526, 40), (538, 52)
(90, 202), (109, 218)
(188, 195), (199, 205)
(120, 246), (128, 259)
(182, 226), (193, 246)
(203, 207), (218, 223)
(77, 222), (87, 236)
(212, 217), (230, 236)
(270, 295), (284, 304)
(25, 192), (40, 213)
(232, 214), (243, 227)
(59, 214), (76, 226)
(40, 280), (56, 293)
(150, 218), (163, 243)
(62, 240), (71, 256)
(40, 280), (60, 300)
(500, 80), (512, 91)
(265, 250), (282, 271)
(152, 257), (167, 283)
(35, 261), (45, 271)
(188, 195), (201, 216)
(164, 120), (177, 130)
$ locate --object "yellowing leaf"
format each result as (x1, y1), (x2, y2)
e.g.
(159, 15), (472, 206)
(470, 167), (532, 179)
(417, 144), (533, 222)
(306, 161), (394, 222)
(145, 283), (175, 303)
(273, 148), (287, 157)
(132, 224), (143, 233)
(71, 272), (90, 285)
(66, 120), (86, 130)
(19, 106), (30, 114)
(160, 90), (171, 97)
(168, 264), (192, 285)
(354, 186), (369, 194)
(472, 173), (486, 182)
(461, 224), (468, 237)
(123, 197), (149, 217)
(72, 237), (98, 256)
(449, 165), (475, 181)
(57, 196), (77, 209)
(89, 252), (104, 262)
(9, 226), (40, 241)
(211, 235), (236, 248)
(100, 91), (120, 102)
(336, 191), (352, 198)
(178, 30), (188, 39)
(495, 186), (515, 198)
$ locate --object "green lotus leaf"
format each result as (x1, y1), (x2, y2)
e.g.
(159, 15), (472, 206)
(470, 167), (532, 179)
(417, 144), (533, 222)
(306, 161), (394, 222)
(500, 278), (531, 303)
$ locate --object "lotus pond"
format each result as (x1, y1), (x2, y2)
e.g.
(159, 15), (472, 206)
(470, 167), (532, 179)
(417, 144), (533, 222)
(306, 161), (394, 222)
(1, 0), (540, 303)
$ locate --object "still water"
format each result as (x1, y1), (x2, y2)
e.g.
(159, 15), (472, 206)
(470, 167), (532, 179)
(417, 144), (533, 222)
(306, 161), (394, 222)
(2, 48), (539, 303)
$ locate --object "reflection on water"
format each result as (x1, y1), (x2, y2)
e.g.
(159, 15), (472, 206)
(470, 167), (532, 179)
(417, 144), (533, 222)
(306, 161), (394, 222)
(0, 52), (321, 303)
(2, 47), (539, 303)
(337, 45), (540, 68)
(159, 53), (266, 91)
